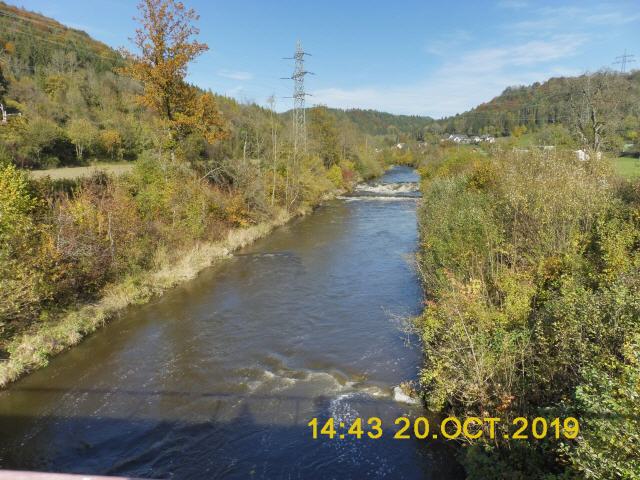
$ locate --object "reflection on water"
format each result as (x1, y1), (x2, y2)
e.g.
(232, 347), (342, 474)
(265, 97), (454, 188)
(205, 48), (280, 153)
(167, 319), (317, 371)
(0, 167), (463, 479)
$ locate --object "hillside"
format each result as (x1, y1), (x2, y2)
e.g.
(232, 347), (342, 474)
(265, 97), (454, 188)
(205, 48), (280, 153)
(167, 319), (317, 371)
(0, 1), (433, 171)
(436, 71), (640, 151)
(327, 108), (434, 137)
(0, 1), (121, 72)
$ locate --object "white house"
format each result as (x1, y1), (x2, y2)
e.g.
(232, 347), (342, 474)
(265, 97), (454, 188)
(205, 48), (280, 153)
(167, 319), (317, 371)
(574, 150), (602, 161)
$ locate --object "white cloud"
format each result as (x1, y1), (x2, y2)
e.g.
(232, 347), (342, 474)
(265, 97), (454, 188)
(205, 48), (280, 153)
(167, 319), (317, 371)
(510, 4), (640, 33)
(312, 35), (586, 118)
(217, 69), (253, 81)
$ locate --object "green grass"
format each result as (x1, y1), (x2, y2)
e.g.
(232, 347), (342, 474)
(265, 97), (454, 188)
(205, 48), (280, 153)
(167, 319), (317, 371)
(613, 156), (640, 179)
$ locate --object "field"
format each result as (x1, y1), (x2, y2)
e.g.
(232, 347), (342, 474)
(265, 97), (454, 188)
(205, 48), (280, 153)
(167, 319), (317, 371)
(614, 156), (640, 178)
(28, 163), (135, 180)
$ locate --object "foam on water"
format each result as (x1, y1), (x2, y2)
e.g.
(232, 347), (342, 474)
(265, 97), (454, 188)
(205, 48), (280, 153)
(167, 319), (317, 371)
(245, 365), (390, 399)
(355, 182), (419, 195)
(338, 195), (419, 202)
(341, 181), (421, 201)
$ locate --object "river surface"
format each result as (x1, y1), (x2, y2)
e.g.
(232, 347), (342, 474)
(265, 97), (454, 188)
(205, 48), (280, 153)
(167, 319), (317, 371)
(0, 166), (462, 479)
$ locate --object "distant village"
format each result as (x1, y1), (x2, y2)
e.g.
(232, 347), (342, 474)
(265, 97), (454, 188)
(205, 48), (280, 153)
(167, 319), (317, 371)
(390, 133), (497, 151)
(441, 133), (497, 144)
(387, 132), (613, 163)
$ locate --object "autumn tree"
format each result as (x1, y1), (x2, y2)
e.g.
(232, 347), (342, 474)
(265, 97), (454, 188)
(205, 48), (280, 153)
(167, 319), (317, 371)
(67, 118), (98, 161)
(21, 117), (63, 166)
(0, 63), (7, 102)
(100, 129), (123, 160)
(121, 0), (226, 146)
(568, 71), (628, 153)
(0, 164), (52, 323)
(309, 106), (340, 167)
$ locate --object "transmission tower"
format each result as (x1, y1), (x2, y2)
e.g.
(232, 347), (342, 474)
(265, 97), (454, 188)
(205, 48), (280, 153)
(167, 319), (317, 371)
(613, 49), (635, 73)
(282, 41), (313, 156)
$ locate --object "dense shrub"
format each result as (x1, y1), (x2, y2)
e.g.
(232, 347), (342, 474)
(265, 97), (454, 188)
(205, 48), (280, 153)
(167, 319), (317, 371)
(416, 147), (640, 477)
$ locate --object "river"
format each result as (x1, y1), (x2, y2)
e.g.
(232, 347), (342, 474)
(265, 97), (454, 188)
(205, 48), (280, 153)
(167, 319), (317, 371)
(0, 166), (462, 479)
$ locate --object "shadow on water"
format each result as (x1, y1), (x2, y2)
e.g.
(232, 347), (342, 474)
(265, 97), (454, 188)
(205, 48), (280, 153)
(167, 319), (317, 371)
(0, 397), (464, 479)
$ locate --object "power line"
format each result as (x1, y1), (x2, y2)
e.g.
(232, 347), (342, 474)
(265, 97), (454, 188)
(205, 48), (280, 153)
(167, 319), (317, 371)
(0, 8), (78, 33)
(282, 40), (313, 156)
(0, 9), (121, 64)
(613, 49), (635, 73)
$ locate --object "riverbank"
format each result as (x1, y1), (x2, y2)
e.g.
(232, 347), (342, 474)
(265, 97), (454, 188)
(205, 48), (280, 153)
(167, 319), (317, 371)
(0, 200), (325, 388)
(415, 146), (640, 477)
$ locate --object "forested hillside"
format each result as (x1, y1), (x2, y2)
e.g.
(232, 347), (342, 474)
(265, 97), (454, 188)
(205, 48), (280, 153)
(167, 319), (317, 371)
(326, 108), (434, 138)
(435, 71), (640, 151)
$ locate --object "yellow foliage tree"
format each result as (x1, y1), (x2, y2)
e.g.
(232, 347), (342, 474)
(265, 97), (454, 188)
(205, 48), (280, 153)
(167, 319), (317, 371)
(99, 129), (122, 159)
(120, 0), (226, 145)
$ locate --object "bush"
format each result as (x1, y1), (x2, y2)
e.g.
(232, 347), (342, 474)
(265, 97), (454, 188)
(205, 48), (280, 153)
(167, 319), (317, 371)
(416, 147), (640, 477)
(568, 333), (640, 479)
(0, 164), (55, 328)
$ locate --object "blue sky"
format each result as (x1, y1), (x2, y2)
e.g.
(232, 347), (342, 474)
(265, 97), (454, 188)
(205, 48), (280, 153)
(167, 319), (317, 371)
(12, 0), (640, 118)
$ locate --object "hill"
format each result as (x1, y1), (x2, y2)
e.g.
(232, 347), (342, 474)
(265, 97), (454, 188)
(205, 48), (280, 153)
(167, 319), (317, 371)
(0, 1), (121, 72)
(435, 71), (640, 151)
(326, 108), (434, 137)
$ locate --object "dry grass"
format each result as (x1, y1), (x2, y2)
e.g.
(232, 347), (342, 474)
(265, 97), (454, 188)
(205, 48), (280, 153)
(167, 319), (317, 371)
(28, 163), (134, 180)
(0, 205), (311, 388)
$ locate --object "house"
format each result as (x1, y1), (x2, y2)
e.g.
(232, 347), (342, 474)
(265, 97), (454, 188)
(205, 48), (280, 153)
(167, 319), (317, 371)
(0, 103), (22, 125)
(445, 133), (496, 145)
(574, 150), (602, 161)
(447, 134), (471, 144)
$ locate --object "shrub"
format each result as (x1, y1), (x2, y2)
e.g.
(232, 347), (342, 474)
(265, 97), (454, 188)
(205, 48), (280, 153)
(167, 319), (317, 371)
(416, 147), (640, 477)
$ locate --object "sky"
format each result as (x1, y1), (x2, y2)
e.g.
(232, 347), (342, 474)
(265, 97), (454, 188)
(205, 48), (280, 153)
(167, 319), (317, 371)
(12, 0), (640, 118)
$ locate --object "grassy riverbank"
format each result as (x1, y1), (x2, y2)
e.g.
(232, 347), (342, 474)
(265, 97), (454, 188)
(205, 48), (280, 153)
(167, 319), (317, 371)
(415, 146), (640, 478)
(0, 150), (362, 388)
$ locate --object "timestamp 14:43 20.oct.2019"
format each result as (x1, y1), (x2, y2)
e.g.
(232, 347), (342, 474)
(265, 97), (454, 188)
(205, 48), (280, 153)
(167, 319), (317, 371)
(308, 416), (580, 441)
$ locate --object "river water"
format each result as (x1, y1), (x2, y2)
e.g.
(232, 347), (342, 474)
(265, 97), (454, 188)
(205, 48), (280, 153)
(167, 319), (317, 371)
(0, 166), (462, 479)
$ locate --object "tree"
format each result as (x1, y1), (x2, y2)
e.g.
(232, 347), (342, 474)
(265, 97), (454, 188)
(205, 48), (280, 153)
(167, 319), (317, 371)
(100, 129), (123, 160)
(511, 125), (527, 138)
(309, 106), (340, 167)
(0, 63), (7, 102)
(267, 95), (279, 206)
(120, 0), (226, 145)
(568, 71), (628, 153)
(21, 117), (64, 166)
(0, 163), (50, 323)
(534, 124), (575, 147)
(67, 118), (98, 161)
